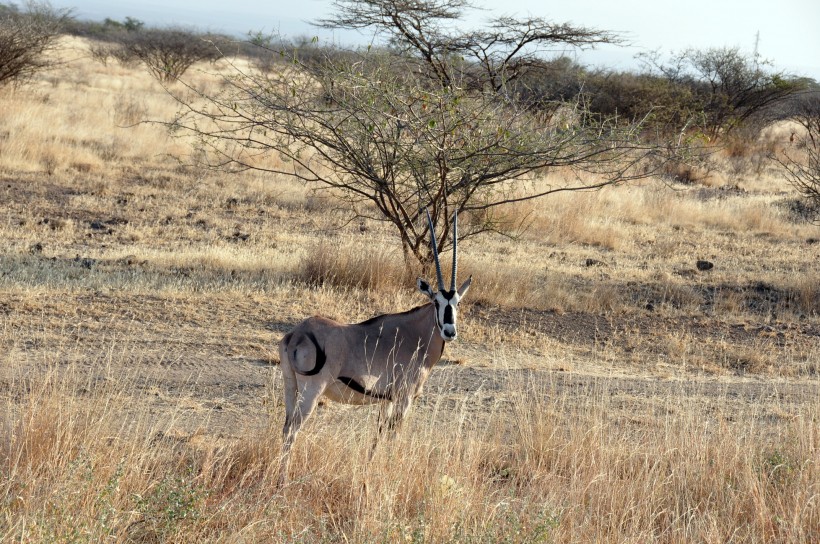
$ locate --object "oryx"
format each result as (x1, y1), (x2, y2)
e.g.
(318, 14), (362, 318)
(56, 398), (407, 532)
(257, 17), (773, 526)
(277, 210), (472, 486)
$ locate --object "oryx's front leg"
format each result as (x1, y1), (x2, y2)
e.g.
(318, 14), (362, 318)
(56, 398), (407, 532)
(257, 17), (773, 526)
(369, 401), (394, 460)
(371, 364), (430, 456)
(371, 393), (416, 457)
(382, 393), (415, 436)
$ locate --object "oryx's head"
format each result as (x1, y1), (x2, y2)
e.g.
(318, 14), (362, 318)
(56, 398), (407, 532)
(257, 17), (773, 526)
(417, 209), (472, 342)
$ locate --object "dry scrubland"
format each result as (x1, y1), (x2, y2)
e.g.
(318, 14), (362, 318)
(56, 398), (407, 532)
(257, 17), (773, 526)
(0, 37), (818, 542)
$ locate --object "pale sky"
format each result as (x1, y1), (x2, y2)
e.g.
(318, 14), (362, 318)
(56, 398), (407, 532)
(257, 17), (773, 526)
(52, 0), (820, 80)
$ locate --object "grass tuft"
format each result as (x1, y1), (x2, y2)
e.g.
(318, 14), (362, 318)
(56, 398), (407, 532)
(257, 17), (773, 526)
(299, 241), (414, 293)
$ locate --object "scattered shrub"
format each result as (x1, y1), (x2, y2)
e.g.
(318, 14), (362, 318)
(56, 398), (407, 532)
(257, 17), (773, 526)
(0, 1), (72, 86)
(116, 28), (224, 82)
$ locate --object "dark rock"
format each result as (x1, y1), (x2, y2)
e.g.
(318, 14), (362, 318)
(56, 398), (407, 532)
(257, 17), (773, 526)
(74, 256), (97, 269)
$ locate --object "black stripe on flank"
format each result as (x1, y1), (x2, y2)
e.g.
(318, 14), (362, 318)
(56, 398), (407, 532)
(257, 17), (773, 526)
(337, 376), (392, 400)
(294, 332), (326, 376)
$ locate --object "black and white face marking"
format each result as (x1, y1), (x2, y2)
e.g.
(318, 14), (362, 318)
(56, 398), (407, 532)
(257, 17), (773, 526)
(434, 290), (460, 340)
(418, 276), (472, 342)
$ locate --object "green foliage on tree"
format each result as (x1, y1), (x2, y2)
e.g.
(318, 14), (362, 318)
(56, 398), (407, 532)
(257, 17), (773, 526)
(637, 46), (805, 141)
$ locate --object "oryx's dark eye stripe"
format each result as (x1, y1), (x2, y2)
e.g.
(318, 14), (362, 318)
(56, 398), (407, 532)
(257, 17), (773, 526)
(337, 376), (392, 400)
(293, 332), (326, 376)
(443, 304), (453, 324)
(433, 299), (442, 328)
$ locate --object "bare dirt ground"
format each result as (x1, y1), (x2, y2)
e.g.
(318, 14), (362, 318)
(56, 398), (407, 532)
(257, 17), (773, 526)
(2, 270), (817, 443)
(2, 164), (818, 446)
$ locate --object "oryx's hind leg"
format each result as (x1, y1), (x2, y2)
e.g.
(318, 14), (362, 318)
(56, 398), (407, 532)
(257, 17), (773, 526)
(277, 339), (326, 487)
(279, 377), (324, 486)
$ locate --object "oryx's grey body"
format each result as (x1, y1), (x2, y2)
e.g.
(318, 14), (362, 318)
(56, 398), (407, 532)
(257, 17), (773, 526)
(281, 304), (444, 407)
(276, 210), (471, 486)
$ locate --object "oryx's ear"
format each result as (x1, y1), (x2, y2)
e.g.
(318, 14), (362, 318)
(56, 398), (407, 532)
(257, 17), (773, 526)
(417, 278), (435, 299)
(457, 275), (472, 298)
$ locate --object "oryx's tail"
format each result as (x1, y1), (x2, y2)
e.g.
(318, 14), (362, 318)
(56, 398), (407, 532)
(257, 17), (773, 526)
(282, 331), (327, 376)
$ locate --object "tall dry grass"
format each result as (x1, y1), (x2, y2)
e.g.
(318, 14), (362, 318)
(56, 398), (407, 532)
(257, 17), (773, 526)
(299, 241), (414, 294)
(1, 359), (817, 542)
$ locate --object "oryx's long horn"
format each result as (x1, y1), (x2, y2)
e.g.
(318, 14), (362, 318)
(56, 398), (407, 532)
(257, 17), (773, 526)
(450, 213), (458, 292)
(425, 209), (445, 291)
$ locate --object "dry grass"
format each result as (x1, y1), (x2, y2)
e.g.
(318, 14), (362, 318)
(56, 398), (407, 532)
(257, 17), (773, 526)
(24, 354), (820, 542)
(299, 241), (414, 294)
(2, 359), (817, 542)
(0, 37), (818, 542)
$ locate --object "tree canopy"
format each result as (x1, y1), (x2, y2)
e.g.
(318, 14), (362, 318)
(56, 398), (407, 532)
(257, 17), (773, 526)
(173, 0), (664, 264)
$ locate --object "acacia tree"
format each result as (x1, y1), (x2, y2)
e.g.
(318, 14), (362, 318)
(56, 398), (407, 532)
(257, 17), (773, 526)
(117, 28), (223, 82)
(774, 91), (820, 223)
(639, 47), (802, 141)
(173, 0), (662, 264)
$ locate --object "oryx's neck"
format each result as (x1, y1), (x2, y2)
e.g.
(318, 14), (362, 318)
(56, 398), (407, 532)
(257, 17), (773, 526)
(361, 302), (445, 367)
(415, 303), (446, 367)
